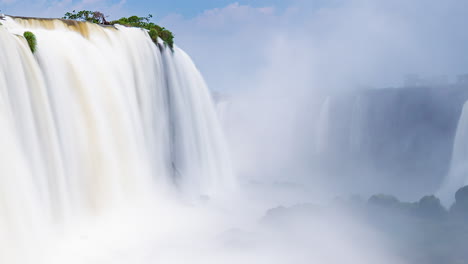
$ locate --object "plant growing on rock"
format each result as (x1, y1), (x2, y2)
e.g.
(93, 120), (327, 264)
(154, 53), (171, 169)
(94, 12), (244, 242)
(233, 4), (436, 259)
(23, 31), (37, 53)
(109, 14), (174, 48)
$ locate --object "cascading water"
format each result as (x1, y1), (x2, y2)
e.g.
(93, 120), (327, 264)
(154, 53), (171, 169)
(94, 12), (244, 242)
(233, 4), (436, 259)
(0, 16), (234, 263)
(348, 95), (369, 153)
(314, 96), (331, 154)
(438, 101), (468, 204)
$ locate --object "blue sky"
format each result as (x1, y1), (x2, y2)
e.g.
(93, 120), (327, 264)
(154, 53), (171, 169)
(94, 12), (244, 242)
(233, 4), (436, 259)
(124, 0), (289, 18)
(0, 0), (290, 19)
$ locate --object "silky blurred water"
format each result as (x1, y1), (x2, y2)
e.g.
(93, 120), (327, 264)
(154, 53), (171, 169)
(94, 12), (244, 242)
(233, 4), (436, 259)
(0, 16), (234, 263)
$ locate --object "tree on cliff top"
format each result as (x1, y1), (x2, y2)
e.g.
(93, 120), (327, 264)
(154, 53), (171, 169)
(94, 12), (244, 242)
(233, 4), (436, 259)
(63, 10), (109, 24)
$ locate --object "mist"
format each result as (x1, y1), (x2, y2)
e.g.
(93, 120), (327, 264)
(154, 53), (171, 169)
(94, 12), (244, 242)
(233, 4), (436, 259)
(159, 0), (468, 263)
(162, 0), (468, 195)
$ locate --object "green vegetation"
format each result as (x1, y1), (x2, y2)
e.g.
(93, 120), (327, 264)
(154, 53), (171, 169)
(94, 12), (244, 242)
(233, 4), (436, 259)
(63, 10), (108, 24)
(109, 14), (174, 48)
(23, 31), (37, 53)
(63, 11), (174, 49)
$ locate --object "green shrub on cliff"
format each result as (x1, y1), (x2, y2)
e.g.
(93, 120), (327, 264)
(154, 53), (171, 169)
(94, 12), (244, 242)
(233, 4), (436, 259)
(158, 28), (174, 48)
(23, 31), (37, 53)
(148, 28), (159, 43)
(109, 14), (174, 48)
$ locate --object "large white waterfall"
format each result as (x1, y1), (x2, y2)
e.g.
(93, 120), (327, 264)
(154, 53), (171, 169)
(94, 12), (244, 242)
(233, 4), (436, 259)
(0, 16), (234, 263)
(438, 101), (468, 204)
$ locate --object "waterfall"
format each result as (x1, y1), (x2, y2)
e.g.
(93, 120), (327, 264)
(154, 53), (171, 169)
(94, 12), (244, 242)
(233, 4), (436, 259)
(0, 16), (234, 263)
(438, 101), (468, 205)
(349, 95), (369, 153)
(314, 96), (331, 154)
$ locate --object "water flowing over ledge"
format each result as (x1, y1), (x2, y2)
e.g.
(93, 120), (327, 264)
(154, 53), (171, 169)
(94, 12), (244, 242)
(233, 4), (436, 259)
(0, 16), (234, 263)
(438, 101), (468, 204)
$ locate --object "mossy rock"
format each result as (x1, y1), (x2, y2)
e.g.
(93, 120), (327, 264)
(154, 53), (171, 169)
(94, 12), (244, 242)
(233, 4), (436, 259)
(23, 31), (37, 53)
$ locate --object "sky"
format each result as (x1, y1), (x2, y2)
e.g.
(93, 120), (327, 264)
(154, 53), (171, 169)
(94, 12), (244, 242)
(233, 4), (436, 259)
(0, 0), (291, 91)
(0, 0), (289, 19)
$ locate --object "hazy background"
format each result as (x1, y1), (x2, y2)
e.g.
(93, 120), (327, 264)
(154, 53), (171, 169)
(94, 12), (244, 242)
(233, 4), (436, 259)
(161, 0), (468, 203)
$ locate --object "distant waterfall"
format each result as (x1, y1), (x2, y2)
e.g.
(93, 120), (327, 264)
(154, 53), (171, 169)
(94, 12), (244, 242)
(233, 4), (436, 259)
(349, 95), (369, 153)
(438, 101), (468, 204)
(314, 96), (331, 154)
(0, 16), (234, 263)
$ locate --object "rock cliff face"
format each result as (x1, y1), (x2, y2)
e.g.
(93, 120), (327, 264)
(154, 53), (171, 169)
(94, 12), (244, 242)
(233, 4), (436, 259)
(314, 84), (468, 197)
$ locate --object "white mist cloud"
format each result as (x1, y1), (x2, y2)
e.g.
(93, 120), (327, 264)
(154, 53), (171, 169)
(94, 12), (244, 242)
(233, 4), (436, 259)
(163, 0), (468, 192)
(35, 193), (407, 264)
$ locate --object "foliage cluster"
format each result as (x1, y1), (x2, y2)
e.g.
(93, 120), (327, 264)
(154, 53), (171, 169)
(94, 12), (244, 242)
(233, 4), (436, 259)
(63, 11), (174, 49)
(23, 31), (37, 53)
(110, 14), (174, 48)
(63, 10), (108, 24)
